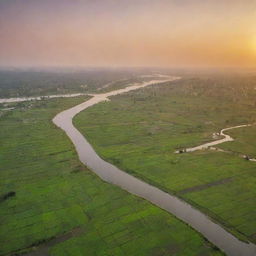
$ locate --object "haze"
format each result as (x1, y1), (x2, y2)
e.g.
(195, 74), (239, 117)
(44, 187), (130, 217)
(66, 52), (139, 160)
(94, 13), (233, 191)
(0, 0), (255, 68)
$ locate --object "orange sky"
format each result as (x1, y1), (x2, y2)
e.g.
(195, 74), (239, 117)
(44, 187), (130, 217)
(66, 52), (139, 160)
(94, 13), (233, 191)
(0, 0), (255, 68)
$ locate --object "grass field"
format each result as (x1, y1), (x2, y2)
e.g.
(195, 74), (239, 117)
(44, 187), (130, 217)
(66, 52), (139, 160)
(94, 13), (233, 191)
(0, 97), (223, 255)
(74, 74), (256, 244)
(219, 126), (256, 158)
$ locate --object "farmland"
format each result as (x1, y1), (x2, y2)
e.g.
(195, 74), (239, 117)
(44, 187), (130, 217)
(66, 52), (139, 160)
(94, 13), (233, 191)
(219, 125), (256, 158)
(0, 96), (222, 255)
(1, 0), (256, 255)
(74, 74), (256, 244)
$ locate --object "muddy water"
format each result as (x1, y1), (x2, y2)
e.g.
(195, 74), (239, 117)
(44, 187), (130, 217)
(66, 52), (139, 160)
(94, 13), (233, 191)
(53, 77), (256, 256)
(0, 93), (88, 104)
(177, 124), (256, 161)
(183, 124), (252, 152)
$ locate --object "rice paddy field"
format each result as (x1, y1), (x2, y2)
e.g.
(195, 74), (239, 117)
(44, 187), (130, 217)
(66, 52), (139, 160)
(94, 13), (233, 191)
(74, 74), (256, 244)
(0, 97), (223, 255)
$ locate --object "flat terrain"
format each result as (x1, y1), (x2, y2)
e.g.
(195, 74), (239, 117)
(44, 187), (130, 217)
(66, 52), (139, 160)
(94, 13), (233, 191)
(219, 126), (256, 158)
(74, 74), (256, 243)
(0, 70), (152, 98)
(0, 97), (222, 255)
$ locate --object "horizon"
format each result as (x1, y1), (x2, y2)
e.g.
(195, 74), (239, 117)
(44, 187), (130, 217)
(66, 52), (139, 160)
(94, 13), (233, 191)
(0, 65), (255, 73)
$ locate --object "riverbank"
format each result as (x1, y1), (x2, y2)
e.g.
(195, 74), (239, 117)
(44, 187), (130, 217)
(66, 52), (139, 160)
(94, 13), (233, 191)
(54, 77), (256, 255)
(175, 124), (256, 161)
(74, 75), (256, 248)
(0, 91), (223, 256)
(0, 93), (89, 104)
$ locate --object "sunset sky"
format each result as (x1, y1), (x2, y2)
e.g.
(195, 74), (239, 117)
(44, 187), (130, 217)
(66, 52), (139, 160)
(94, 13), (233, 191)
(0, 0), (255, 68)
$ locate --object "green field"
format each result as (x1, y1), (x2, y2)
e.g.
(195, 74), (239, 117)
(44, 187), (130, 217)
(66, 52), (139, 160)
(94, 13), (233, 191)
(219, 126), (256, 158)
(0, 97), (223, 255)
(74, 74), (256, 244)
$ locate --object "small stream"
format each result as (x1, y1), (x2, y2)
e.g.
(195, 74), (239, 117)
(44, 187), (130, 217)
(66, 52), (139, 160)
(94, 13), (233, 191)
(181, 124), (252, 152)
(175, 124), (256, 161)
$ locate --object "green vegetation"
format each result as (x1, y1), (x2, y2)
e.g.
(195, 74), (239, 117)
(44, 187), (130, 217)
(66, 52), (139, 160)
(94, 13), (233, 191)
(74, 74), (256, 244)
(219, 126), (256, 158)
(0, 69), (154, 98)
(0, 97), (223, 255)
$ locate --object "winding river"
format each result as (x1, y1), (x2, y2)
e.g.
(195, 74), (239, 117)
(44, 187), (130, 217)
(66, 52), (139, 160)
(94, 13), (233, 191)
(175, 124), (256, 161)
(52, 77), (256, 256)
(183, 124), (252, 152)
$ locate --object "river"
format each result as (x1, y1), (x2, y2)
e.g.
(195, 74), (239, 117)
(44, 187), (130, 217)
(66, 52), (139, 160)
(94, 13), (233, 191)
(0, 93), (88, 104)
(52, 77), (256, 256)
